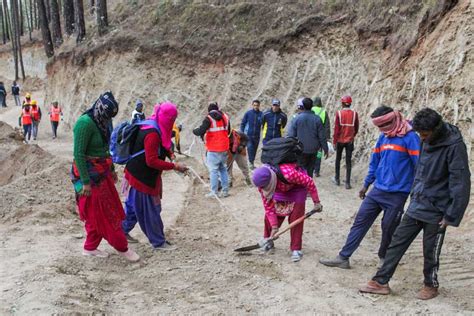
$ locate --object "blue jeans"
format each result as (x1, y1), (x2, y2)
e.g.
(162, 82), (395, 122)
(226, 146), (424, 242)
(339, 187), (408, 259)
(207, 151), (229, 194)
(23, 124), (32, 140)
(246, 136), (259, 164)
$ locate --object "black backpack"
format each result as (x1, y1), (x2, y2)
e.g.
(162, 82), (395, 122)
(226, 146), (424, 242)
(261, 137), (304, 183)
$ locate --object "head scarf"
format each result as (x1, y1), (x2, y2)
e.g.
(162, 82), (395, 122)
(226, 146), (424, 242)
(84, 91), (119, 143)
(141, 102), (178, 150)
(252, 165), (277, 199)
(372, 110), (412, 137)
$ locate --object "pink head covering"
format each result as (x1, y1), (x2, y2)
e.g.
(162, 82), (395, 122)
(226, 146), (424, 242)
(371, 110), (412, 138)
(141, 102), (178, 150)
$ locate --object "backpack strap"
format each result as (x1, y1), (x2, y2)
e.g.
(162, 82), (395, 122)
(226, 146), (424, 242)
(129, 120), (162, 159)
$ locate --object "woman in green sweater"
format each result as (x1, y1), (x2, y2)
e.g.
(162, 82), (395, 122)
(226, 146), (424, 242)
(71, 91), (139, 262)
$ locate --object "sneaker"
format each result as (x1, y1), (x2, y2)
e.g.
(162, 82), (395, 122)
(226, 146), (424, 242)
(416, 286), (438, 300)
(154, 241), (177, 251)
(332, 177), (340, 186)
(345, 183), (352, 190)
(219, 191), (229, 198)
(119, 249), (140, 262)
(82, 249), (109, 258)
(359, 280), (391, 295)
(319, 255), (350, 269)
(205, 192), (218, 198)
(126, 233), (139, 244)
(291, 250), (303, 262)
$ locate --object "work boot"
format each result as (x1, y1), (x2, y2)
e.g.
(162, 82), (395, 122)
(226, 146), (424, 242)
(359, 280), (391, 295)
(126, 233), (139, 244)
(319, 255), (350, 269)
(416, 286), (438, 300)
(154, 240), (177, 251)
(332, 177), (340, 186)
(119, 249), (140, 262)
(345, 183), (352, 190)
(291, 250), (303, 262)
(82, 249), (109, 258)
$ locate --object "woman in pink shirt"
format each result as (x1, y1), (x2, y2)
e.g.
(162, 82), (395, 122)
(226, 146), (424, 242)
(252, 163), (323, 262)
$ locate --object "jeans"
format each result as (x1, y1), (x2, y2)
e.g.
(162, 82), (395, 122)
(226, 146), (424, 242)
(335, 142), (354, 184)
(14, 95), (21, 107)
(373, 214), (446, 287)
(298, 153), (317, 177)
(246, 136), (259, 165)
(0, 93), (6, 107)
(23, 124), (32, 141)
(339, 187), (408, 259)
(32, 121), (40, 139)
(207, 151), (229, 194)
(51, 121), (59, 138)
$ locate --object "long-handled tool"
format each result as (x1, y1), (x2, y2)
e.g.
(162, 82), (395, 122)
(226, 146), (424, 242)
(234, 208), (320, 252)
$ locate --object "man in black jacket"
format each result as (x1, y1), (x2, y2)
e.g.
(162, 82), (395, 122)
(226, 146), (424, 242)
(359, 108), (471, 300)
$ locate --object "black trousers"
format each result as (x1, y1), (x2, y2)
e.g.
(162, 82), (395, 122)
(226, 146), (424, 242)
(335, 142), (353, 184)
(51, 121), (59, 137)
(373, 214), (446, 288)
(298, 153), (317, 178)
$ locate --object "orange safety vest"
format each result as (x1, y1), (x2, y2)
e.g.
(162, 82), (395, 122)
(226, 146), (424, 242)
(22, 109), (32, 125)
(50, 106), (61, 122)
(31, 106), (40, 121)
(337, 109), (357, 143)
(205, 113), (230, 152)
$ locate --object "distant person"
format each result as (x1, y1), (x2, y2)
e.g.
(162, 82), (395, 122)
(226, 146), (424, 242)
(122, 102), (188, 250)
(240, 99), (263, 170)
(287, 97), (328, 177)
(262, 99), (287, 145)
(193, 102), (231, 198)
(320, 106), (420, 270)
(360, 108), (471, 300)
(131, 99), (146, 123)
(30, 100), (42, 140)
(19, 104), (33, 142)
(0, 82), (7, 107)
(312, 97), (330, 177)
(227, 129), (251, 187)
(289, 97), (305, 123)
(333, 95), (359, 189)
(49, 101), (63, 139)
(11, 81), (21, 107)
(71, 91), (139, 262)
(22, 92), (31, 108)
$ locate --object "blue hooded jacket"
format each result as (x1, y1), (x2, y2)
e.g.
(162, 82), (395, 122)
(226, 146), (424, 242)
(240, 109), (263, 139)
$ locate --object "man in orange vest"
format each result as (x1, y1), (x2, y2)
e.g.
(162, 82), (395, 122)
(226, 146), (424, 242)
(48, 101), (63, 139)
(193, 102), (231, 198)
(30, 100), (42, 140)
(333, 95), (359, 189)
(19, 104), (33, 143)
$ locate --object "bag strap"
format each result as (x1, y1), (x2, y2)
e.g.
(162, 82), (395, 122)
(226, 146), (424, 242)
(129, 120), (162, 160)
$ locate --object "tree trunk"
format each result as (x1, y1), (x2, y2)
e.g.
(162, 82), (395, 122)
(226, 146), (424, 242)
(36, 0), (54, 57)
(1, 2), (6, 44)
(27, 0), (32, 40)
(63, 0), (73, 35)
(2, 0), (9, 41)
(50, 0), (62, 46)
(73, 0), (85, 43)
(8, 0), (19, 80)
(45, 0), (50, 23)
(33, 0), (38, 29)
(12, 0), (26, 79)
(96, 0), (106, 36)
(88, 0), (94, 14)
(19, 0), (24, 36)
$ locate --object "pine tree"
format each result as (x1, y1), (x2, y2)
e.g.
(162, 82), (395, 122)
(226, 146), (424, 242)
(37, 0), (54, 57)
(50, 0), (62, 46)
(63, 0), (74, 35)
(73, 0), (85, 43)
(96, 0), (106, 36)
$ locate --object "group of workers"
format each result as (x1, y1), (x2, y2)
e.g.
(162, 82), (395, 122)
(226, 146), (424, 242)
(70, 91), (470, 302)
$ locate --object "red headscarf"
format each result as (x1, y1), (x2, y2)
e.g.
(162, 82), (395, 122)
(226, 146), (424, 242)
(372, 110), (412, 137)
(141, 102), (178, 150)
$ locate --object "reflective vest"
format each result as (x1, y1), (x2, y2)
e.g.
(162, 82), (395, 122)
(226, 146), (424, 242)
(50, 106), (61, 122)
(205, 113), (230, 152)
(22, 109), (32, 125)
(312, 106), (326, 124)
(31, 106), (40, 121)
(337, 109), (357, 143)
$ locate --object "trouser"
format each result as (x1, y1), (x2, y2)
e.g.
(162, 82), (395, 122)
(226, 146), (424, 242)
(32, 120), (40, 139)
(373, 215), (446, 288)
(84, 218), (128, 252)
(335, 142), (354, 184)
(122, 187), (166, 248)
(298, 153), (317, 177)
(51, 121), (59, 137)
(0, 94), (6, 107)
(339, 187), (408, 259)
(23, 124), (32, 141)
(227, 153), (250, 182)
(14, 95), (21, 107)
(264, 202), (305, 251)
(246, 136), (259, 165)
(207, 151), (229, 194)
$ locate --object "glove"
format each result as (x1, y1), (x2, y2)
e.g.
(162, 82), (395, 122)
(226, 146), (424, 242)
(313, 202), (323, 212)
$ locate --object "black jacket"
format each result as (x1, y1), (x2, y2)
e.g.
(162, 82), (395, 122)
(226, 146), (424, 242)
(192, 110), (231, 138)
(287, 110), (328, 154)
(407, 123), (471, 227)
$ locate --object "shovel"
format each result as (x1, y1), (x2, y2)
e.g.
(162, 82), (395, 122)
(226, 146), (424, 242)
(234, 208), (320, 252)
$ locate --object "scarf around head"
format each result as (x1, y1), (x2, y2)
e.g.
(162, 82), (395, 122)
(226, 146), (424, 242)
(252, 165), (277, 199)
(372, 110), (412, 137)
(141, 102), (178, 150)
(85, 91), (119, 143)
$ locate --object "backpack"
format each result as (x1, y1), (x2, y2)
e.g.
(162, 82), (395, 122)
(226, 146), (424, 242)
(110, 119), (161, 165)
(261, 137), (304, 183)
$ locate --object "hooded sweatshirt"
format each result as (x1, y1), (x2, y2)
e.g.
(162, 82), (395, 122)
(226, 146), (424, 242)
(193, 110), (231, 138)
(407, 123), (471, 227)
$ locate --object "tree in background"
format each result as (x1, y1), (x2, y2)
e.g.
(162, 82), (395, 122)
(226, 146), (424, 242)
(50, 0), (62, 46)
(19, 0), (24, 36)
(89, 0), (94, 14)
(96, 0), (106, 36)
(73, 0), (85, 43)
(63, 0), (74, 36)
(11, 0), (26, 79)
(1, 2), (6, 44)
(1, 0), (10, 42)
(37, 0), (54, 57)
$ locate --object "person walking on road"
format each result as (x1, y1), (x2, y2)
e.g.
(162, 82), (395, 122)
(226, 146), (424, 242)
(193, 102), (231, 198)
(71, 91), (139, 262)
(0, 82), (7, 107)
(30, 100), (42, 140)
(287, 97), (328, 177)
(262, 99), (287, 145)
(333, 95), (359, 189)
(240, 99), (263, 170)
(49, 101), (63, 139)
(122, 102), (188, 249)
(320, 106), (420, 270)
(11, 81), (21, 107)
(359, 108), (471, 300)
(19, 104), (33, 143)
(312, 97), (330, 177)
(227, 128), (251, 187)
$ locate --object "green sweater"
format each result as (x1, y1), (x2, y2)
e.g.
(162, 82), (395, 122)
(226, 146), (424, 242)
(73, 115), (110, 185)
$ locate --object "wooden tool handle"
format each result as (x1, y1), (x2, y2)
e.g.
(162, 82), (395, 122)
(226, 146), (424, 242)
(272, 209), (318, 241)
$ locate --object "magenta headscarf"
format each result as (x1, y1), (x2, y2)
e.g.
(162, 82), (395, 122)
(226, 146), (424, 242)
(141, 102), (178, 150)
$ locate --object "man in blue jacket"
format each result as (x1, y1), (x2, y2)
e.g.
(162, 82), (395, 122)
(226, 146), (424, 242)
(360, 108), (471, 300)
(262, 99), (287, 145)
(320, 105), (420, 269)
(240, 100), (263, 170)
